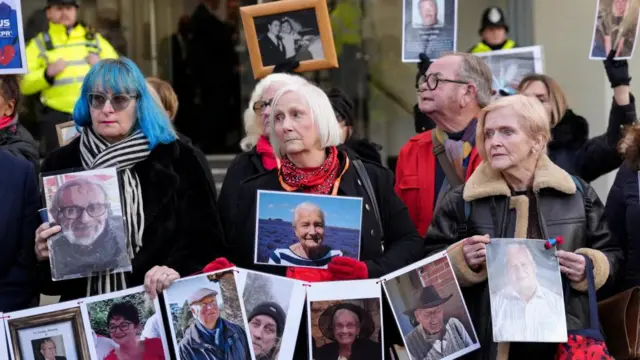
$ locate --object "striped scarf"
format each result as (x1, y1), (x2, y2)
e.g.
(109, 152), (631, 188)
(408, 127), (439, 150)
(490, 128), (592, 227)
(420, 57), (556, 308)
(79, 126), (151, 295)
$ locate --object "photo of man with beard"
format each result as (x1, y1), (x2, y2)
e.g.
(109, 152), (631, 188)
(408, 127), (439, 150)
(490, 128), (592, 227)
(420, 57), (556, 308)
(45, 172), (130, 280)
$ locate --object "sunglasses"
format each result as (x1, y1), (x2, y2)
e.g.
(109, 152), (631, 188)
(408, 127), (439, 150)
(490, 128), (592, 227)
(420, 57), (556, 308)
(88, 93), (137, 112)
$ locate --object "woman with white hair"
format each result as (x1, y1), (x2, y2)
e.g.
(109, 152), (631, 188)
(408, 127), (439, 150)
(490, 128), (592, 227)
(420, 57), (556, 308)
(228, 80), (422, 359)
(218, 73), (309, 238)
(426, 95), (621, 359)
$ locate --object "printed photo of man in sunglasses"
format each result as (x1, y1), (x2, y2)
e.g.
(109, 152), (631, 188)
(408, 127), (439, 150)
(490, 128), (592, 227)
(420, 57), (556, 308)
(47, 175), (130, 280)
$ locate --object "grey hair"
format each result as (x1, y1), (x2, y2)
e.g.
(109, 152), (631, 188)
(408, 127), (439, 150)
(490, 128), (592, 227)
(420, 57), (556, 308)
(268, 83), (342, 158)
(239, 73), (309, 152)
(450, 53), (493, 108)
(333, 308), (360, 326)
(292, 202), (325, 227)
(505, 243), (534, 264)
(50, 178), (110, 220)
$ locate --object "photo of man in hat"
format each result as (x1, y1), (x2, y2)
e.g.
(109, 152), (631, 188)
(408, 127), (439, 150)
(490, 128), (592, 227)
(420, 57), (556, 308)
(248, 301), (286, 360)
(178, 287), (251, 360)
(404, 285), (474, 360)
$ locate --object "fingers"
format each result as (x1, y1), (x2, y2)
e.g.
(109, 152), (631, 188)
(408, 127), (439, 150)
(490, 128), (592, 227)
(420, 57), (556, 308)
(560, 265), (583, 281)
(145, 266), (180, 298)
(467, 235), (491, 245)
(34, 223), (60, 261)
(144, 266), (162, 296)
(37, 225), (61, 242)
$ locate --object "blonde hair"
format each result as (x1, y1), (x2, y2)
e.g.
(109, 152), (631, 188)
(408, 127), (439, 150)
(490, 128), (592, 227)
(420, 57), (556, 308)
(146, 77), (179, 121)
(268, 83), (342, 158)
(517, 74), (568, 128)
(476, 94), (551, 160)
(240, 73), (309, 152)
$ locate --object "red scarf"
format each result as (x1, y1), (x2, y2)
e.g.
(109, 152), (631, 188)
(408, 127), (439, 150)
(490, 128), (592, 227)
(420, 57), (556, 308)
(256, 135), (278, 171)
(0, 115), (13, 130)
(279, 146), (340, 194)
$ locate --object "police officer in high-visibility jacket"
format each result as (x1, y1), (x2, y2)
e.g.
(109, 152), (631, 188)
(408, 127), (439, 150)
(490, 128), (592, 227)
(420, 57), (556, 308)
(20, 0), (118, 154)
(468, 7), (517, 54)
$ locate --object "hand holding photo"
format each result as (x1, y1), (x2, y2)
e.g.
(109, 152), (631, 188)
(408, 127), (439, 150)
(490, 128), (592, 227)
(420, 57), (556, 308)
(403, 0), (458, 62)
(236, 269), (306, 360)
(255, 190), (363, 268)
(163, 270), (254, 359)
(240, 0), (338, 79)
(475, 46), (544, 99)
(381, 251), (479, 360)
(485, 238), (567, 343)
(590, 0), (640, 59)
(306, 279), (384, 360)
(41, 168), (130, 281)
(5, 301), (91, 360)
(81, 286), (170, 360)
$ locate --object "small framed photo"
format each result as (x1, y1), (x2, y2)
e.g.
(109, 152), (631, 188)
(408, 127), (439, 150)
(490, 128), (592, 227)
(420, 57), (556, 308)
(306, 279), (384, 360)
(240, 0), (338, 79)
(486, 238), (567, 343)
(5, 301), (91, 360)
(163, 269), (255, 359)
(236, 268), (306, 360)
(81, 286), (171, 359)
(41, 168), (131, 281)
(381, 251), (479, 360)
(55, 121), (80, 147)
(255, 190), (363, 268)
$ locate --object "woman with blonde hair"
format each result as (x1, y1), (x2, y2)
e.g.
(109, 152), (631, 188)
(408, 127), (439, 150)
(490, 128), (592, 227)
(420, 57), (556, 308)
(517, 52), (636, 182)
(427, 94), (621, 360)
(218, 72), (309, 237)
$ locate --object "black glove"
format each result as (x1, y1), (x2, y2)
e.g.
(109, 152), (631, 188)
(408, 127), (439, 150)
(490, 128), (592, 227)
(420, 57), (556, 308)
(604, 48), (631, 88)
(415, 53), (432, 89)
(273, 58), (300, 74)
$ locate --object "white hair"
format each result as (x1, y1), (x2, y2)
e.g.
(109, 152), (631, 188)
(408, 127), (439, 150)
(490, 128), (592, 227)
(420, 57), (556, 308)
(292, 202), (324, 227)
(268, 83), (342, 158)
(333, 308), (359, 325)
(239, 73), (309, 152)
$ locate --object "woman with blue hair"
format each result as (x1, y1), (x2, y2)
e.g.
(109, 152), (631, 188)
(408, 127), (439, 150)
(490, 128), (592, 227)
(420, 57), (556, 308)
(34, 58), (224, 299)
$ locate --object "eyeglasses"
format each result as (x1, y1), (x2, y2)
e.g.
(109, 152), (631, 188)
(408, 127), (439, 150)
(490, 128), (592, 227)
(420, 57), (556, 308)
(58, 204), (108, 219)
(194, 299), (218, 309)
(88, 93), (137, 111)
(253, 98), (273, 113)
(333, 322), (360, 331)
(417, 73), (469, 91)
(108, 321), (133, 333)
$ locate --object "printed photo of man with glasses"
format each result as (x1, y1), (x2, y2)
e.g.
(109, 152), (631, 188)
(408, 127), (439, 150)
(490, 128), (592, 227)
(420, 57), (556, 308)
(43, 168), (130, 280)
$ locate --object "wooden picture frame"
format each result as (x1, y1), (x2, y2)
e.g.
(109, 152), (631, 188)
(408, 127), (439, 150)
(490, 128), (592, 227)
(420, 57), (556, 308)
(55, 121), (80, 146)
(7, 307), (91, 360)
(241, 0), (338, 79)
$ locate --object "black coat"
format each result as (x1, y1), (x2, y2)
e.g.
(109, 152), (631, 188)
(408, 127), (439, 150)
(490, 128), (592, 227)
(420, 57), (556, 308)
(548, 96), (636, 182)
(315, 338), (382, 360)
(227, 149), (423, 359)
(605, 162), (640, 291)
(0, 151), (39, 312)
(0, 123), (40, 177)
(426, 155), (622, 360)
(344, 135), (383, 165)
(37, 137), (225, 300)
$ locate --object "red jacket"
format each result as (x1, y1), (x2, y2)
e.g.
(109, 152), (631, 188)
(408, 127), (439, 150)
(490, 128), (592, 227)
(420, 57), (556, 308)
(394, 130), (482, 236)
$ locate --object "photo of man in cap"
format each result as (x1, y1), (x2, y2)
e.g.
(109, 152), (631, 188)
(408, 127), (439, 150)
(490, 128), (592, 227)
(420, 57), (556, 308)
(248, 301), (286, 360)
(178, 287), (251, 360)
(404, 285), (474, 360)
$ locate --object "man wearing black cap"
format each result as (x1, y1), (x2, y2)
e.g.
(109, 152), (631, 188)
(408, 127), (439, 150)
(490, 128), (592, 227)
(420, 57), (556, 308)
(20, 0), (119, 155)
(468, 6), (517, 54)
(248, 301), (286, 360)
(404, 285), (474, 360)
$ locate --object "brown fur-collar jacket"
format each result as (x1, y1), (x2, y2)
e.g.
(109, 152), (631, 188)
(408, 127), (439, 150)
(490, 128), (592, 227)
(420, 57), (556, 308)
(425, 155), (622, 360)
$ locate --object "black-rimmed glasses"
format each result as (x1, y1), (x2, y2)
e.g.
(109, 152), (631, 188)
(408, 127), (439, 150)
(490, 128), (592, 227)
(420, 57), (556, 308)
(417, 73), (469, 91)
(108, 321), (133, 333)
(57, 204), (108, 219)
(88, 93), (137, 111)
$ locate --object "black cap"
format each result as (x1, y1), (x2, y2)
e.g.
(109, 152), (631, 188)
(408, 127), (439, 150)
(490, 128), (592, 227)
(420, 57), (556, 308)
(327, 87), (354, 126)
(46, 0), (79, 8)
(479, 7), (508, 33)
(248, 302), (286, 337)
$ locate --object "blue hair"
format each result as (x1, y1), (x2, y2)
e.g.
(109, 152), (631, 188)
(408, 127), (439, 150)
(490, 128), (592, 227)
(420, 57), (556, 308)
(73, 57), (176, 149)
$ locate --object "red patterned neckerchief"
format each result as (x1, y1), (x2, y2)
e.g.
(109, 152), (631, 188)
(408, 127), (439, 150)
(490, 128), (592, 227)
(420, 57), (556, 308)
(279, 146), (340, 194)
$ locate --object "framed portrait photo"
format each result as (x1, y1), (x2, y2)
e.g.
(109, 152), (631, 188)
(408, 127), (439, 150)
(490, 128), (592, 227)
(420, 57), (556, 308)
(55, 121), (80, 147)
(240, 0), (338, 79)
(4, 301), (91, 360)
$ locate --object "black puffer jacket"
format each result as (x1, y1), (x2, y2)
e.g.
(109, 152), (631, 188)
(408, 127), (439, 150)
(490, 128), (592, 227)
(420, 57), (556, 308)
(0, 123), (39, 176)
(426, 155), (622, 360)
(549, 96), (636, 182)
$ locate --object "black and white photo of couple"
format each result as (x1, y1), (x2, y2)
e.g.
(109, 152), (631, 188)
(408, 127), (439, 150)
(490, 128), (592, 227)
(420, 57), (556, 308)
(255, 9), (325, 66)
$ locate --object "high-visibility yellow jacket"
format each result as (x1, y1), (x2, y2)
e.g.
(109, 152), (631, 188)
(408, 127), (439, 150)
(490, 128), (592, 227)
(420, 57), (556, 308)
(330, 0), (362, 56)
(20, 22), (119, 114)
(469, 39), (517, 54)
